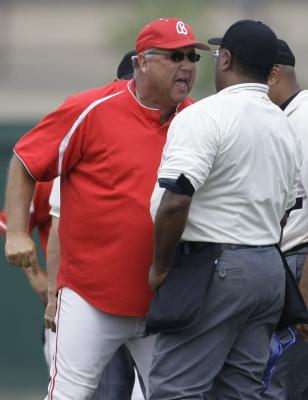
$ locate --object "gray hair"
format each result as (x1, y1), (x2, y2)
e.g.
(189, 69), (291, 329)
(131, 55), (139, 69)
(132, 49), (156, 69)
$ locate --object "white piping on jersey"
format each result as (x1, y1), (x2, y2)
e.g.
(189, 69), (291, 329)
(58, 91), (124, 175)
(127, 80), (193, 113)
(0, 219), (7, 231)
(127, 81), (160, 111)
(13, 150), (36, 181)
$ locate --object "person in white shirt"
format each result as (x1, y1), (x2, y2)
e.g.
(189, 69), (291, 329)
(148, 20), (301, 400)
(262, 38), (308, 400)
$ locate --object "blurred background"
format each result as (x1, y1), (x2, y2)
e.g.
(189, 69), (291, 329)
(0, 0), (307, 398)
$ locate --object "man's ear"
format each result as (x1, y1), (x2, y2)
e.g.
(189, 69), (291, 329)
(268, 65), (280, 87)
(138, 53), (149, 73)
(220, 48), (233, 72)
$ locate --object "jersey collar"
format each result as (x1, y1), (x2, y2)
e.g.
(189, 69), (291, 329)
(127, 80), (188, 126)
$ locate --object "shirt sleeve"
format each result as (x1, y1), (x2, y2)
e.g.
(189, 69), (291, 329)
(0, 209), (7, 233)
(158, 104), (220, 192)
(286, 124), (303, 211)
(49, 177), (61, 218)
(291, 104), (308, 196)
(14, 94), (89, 182)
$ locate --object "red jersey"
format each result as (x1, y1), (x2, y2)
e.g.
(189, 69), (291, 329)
(1, 182), (52, 256)
(15, 79), (194, 316)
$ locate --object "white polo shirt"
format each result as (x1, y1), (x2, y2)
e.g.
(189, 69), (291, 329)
(281, 90), (308, 252)
(151, 83), (301, 245)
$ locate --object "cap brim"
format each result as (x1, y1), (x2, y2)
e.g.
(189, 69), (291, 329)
(208, 37), (223, 45)
(157, 40), (210, 51)
(194, 42), (211, 51)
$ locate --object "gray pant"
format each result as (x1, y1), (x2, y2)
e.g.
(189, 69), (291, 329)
(261, 246), (308, 400)
(149, 246), (285, 400)
(93, 345), (136, 400)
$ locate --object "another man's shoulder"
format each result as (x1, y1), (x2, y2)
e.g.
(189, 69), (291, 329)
(177, 93), (219, 119)
(289, 90), (308, 114)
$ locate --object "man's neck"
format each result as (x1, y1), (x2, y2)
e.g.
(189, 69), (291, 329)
(279, 81), (301, 107)
(135, 87), (177, 125)
(159, 106), (177, 124)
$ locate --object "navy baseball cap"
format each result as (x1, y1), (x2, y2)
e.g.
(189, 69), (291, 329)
(117, 50), (136, 80)
(275, 39), (295, 67)
(208, 20), (278, 72)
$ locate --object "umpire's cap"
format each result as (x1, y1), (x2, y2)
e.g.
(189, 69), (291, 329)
(117, 50), (136, 80)
(208, 20), (278, 73)
(275, 39), (295, 67)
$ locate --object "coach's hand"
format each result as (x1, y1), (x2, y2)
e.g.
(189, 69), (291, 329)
(44, 295), (57, 332)
(5, 231), (39, 276)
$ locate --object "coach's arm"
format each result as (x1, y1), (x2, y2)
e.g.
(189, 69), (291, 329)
(5, 155), (39, 275)
(44, 216), (60, 332)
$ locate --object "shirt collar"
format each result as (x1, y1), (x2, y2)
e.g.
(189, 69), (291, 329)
(127, 79), (189, 125)
(280, 91), (301, 111)
(218, 83), (269, 96)
(284, 90), (308, 116)
(127, 79), (160, 112)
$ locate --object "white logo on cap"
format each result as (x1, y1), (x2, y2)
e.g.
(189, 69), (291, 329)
(176, 21), (188, 35)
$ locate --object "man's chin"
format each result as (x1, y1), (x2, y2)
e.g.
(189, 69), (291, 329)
(172, 90), (189, 104)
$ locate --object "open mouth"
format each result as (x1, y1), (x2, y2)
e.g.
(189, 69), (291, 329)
(175, 79), (189, 89)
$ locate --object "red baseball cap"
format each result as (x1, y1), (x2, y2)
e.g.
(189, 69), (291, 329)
(136, 18), (210, 53)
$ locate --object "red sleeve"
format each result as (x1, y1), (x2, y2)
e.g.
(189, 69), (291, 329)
(14, 94), (89, 182)
(0, 209), (7, 233)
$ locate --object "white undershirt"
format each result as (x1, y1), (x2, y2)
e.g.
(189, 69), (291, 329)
(49, 176), (61, 218)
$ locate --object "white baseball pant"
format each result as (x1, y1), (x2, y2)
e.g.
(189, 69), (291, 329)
(44, 287), (156, 400)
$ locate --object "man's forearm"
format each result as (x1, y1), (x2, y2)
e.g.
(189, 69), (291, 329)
(44, 216), (60, 332)
(153, 190), (192, 274)
(23, 266), (48, 305)
(47, 216), (60, 299)
(5, 155), (38, 271)
(5, 155), (35, 233)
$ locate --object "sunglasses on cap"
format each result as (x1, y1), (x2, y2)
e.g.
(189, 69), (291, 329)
(145, 49), (201, 63)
